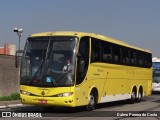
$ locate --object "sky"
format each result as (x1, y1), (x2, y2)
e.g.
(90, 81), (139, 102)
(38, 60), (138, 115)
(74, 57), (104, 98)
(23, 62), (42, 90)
(0, 0), (160, 57)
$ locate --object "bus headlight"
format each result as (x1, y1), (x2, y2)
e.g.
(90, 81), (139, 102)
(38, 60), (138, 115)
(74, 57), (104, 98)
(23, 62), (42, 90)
(20, 90), (31, 96)
(53, 92), (73, 97)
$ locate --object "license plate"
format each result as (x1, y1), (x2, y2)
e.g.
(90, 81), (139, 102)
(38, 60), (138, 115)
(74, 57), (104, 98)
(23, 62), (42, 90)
(38, 100), (47, 104)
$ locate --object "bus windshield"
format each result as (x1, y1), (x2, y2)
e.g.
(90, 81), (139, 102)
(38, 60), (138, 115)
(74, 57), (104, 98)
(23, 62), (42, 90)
(21, 36), (77, 87)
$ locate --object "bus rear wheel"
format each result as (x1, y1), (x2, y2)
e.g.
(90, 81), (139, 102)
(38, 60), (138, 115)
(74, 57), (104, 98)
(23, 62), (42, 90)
(86, 91), (97, 111)
(129, 89), (136, 104)
(136, 90), (142, 102)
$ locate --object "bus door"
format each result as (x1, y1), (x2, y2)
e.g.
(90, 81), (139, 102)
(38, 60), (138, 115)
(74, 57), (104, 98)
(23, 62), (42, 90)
(75, 37), (90, 106)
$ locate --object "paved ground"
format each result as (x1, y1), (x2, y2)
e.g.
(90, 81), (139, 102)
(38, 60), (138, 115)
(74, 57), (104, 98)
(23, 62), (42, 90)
(0, 100), (22, 109)
(0, 94), (160, 120)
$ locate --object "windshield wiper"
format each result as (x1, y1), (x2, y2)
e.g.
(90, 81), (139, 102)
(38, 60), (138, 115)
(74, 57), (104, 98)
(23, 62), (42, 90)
(41, 37), (52, 75)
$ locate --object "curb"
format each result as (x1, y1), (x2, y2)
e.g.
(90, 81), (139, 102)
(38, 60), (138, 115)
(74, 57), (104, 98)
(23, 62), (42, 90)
(0, 104), (23, 109)
(0, 106), (6, 109)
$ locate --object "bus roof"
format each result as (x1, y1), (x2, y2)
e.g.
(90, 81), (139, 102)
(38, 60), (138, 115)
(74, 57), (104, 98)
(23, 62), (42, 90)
(30, 31), (151, 53)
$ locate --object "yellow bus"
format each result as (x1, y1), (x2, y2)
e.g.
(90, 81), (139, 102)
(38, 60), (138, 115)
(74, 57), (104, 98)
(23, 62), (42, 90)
(19, 31), (152, 111)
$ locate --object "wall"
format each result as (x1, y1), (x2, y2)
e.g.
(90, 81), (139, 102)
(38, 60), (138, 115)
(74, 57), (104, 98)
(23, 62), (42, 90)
(0, 55), (19, 96)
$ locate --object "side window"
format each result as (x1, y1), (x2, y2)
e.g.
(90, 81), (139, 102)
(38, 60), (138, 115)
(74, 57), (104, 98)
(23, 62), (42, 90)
(91, 38), (101, 62)
(113, 45), (120, 63)
(130, 50), (134, 65)
(121, 47), (130, 65)
(137, 52), (144, 67)
(102, 41), (113, 63)
(130, 50), (138, 66)
(145, 53), (152, 68)
(76, 37), (90, 85)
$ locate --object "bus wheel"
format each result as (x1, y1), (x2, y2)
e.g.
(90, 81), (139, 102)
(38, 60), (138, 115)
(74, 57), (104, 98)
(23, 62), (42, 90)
(136, 90), (142, 103)
(86, 91), (97, 111)
(129, 89), (136, 104)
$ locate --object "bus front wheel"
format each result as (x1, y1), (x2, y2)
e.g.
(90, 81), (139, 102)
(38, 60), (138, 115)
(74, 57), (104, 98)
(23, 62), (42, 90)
(86, 91), (97, 111)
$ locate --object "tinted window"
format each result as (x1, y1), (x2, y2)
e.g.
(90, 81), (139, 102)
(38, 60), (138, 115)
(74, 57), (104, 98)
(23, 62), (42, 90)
(91, 38), (101, 62)
(90, 37), (152, 68)
(76, 37), (90, 85)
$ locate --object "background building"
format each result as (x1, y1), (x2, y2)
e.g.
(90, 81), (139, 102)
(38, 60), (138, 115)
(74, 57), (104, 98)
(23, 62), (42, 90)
(0, 43), (16, 55)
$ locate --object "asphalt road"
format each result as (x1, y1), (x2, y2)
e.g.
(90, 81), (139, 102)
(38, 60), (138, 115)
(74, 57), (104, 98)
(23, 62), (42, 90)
(1, 93), (160, 120)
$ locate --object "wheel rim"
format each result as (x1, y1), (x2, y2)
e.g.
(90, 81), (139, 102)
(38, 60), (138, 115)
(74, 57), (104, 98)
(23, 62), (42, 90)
(89, 94), (95, 107)
(138, 92), (142, 100)
(132, 91), (136, 99)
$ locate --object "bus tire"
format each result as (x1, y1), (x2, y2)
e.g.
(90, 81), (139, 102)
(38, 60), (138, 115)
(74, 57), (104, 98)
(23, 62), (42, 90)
(136, 88), (143, 103)
(129, 88), (136, 104)
(86, 90), (97, 111)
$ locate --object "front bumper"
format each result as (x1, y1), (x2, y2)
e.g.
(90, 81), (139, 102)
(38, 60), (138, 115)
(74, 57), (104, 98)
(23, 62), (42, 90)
(20, 94), (75, 107)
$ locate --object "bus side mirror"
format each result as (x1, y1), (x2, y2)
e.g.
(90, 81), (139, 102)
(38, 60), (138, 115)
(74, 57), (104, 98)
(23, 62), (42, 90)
(15, 50), (24, 68)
